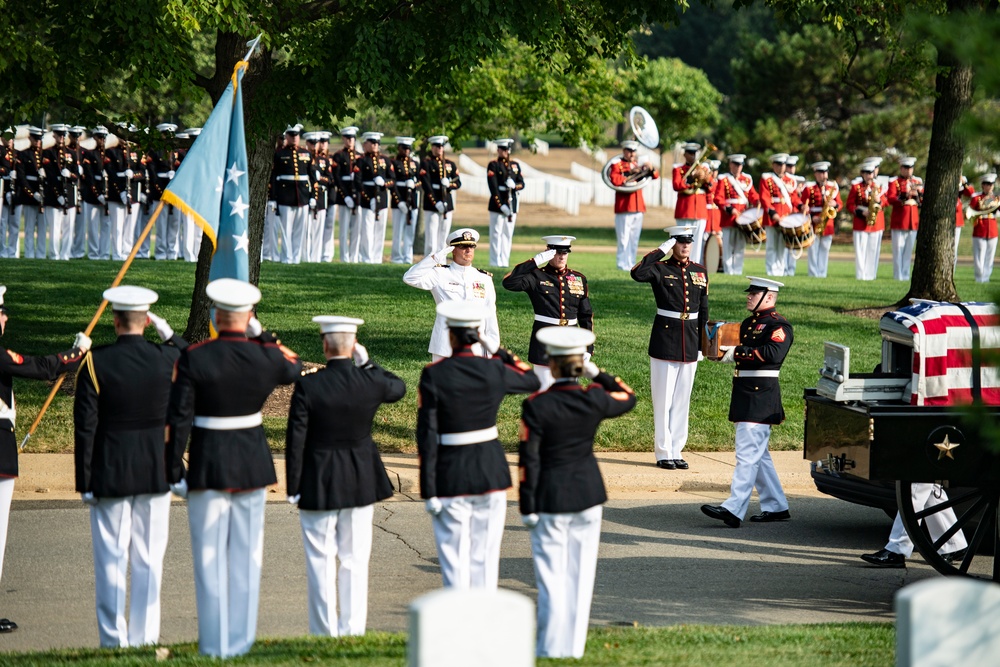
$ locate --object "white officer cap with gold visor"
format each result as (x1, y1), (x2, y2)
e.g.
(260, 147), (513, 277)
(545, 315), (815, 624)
(536, 327), (596, 357)
(103, 285), (158, 312)
(447, 228), (480, 247)
(664, 225), (696, 242)
(542, 235), (576, 252)
(205, 278), (261, 312)
(437, 301), (484, 328)
(313, 316), (364, 334)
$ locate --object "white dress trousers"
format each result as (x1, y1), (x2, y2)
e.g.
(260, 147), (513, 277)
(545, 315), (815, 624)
(764, 231), (786, 276)
(90, 492), (171, 648)
(180, 210), (201, 262)
(853, 230), (883, 280)
(0, 477), (14, 583)
(807, 233), (833, 277)
(321, 204), (337, 262)
(488, 211), (517, 267)
(614, 212), (643, 271)
(108, 202), (129, 261)
(954, 227), (962, 267)
(359, 207), (387, 264)
(432, 490), (507, 590)
(20, 205), (45, 259)
(391, 207), (416, 264)
(304, 208), (324, 263)
(277, 204), (307, 264)
(0, 199), (13, 258)
(84, 202), (111, 260)
(60, 206), (76, 260)
(262, 203), (278, 261)
(892, 229), (917, 281)
(721, 422), (789, 520)
(783, 245), (798, 276)
(531, 505), (602, 660)
(299, 504), (375, 637)
(973, 236), (997, 283)
(43, 208), (66, 260)
(71, 203), (88, 258)
(650, 358), (697, 462)
(423, 210), (450, 257)
(721, 227), (746, 275)
(339, 205), (361, 263)
(885, 483), (968, 558)
(188, 488), (266, 658)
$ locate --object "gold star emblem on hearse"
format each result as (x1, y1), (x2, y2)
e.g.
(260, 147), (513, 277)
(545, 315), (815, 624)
(934, 435), (960, 461)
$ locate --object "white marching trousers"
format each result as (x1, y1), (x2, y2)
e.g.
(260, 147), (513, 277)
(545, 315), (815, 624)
(180, 211), (201, 262)
(954, 227), (962, 267)
(973, 236), (997, 283)
(677, 218), (706, 265)
(20, 205), (45, 259)
(650, 358), (697, 461)
(432, 490), (507, 590)
(359, 207), (387, 264)
(783, 244), (799, 276)
(85, 202), (111, 260)
(764, 231), (786, 276)
(531, 505), (602, 660)
(262, 203), (278, 261)
(60, 207), (76, 260)
(807, 234), (833, 278)
(533, 365), (554, 392)
(423, 210), (450, 256)
(614, 212), (643, 271)
(489, 211), (517, 267)
(90, 492), (171, 648)
(339, 205), (361, 263)
(0, 477), (14, 583)
(300, 504), (375, 637)
(43, 208), (66, 260)
(278, 204), (307, 264)
(304, 208), (325, 263)
(722, 422), (788, 520)
(892, 229), (916, 281)
(72, 204), (88, 258)
(721, 227), (746, 275)
(188, 488), (266, 658)
(0, 201), (13, 258)
(391, 207), (416, 264)
(885, 483), (968, 558)
(321, 204), (337, 262)
(134, 206), (152, 258)
(853, 230), (883, 280)
(107, 203), (128, 260)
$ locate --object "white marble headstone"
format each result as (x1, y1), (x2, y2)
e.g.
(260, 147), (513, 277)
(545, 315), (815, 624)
(896, 577), (1000, 666)
(408, 588), (535, 667)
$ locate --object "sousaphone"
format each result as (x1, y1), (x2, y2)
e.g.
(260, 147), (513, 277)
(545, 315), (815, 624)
(602, 106), (660, 193)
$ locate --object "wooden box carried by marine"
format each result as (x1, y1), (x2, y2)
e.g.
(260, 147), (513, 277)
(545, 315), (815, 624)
(700, 321), (740, 360)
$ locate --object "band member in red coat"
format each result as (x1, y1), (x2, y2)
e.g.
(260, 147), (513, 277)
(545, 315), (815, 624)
(885, 157), (923, 281)
(970, 173), (999, 283)
(672, 142), (709, 264)
(846, 161), (888, 281)
(955, 175), (975, 266)
(802, 161), (842, 278)
(758, 153), (799, 276)
(713, 154), (760, 275)
(610, 140), (659, 271)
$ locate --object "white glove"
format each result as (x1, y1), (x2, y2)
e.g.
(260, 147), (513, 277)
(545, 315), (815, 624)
(405, 178), (415, 189)
(167, 170), (175, 179)
(61, 168), (72, 178)
(720, 346), (735, 363)
(505, 177), (516, 189)
(4, 192), (10, 205)
(658, 238), (677, 255)
(32, 191), (42, 203)
(369, 198), (377, 211)
(533, 248), (557, 266)
(81, 492), (99, 506)
(697, 351), (705, 361)
(139, 192), (147, 203)
(246, 317), (263, 338)
(97, 194), (106, 205)
(309, 198), (317, 208)
(425, 497), (443, 516)
(522, 513), (540, 528)
(441, 177), (450, 188)
(314, 170), (321, 181)
(74, 332), (92, 352)
(120, 191), (128, 205)
(583, 361), (600, 379)
(125, 169), (134, 179)
(374, 175), (385, 187)
(38, 168), (46, 179)
(583, 352), (592, 363)
(57, 195), (66, 206)
(287, 494), (300, 506)
(77, 165), (83, 175)
(269, 201), (277, 213)
(431, 245), (452, 264)
(344, 195), (355, 209)
(500, 204), (512, 217)
(352, 342), (369, 366)
(397, 202), (408, 215)
(170, 479), (188, 499)
(8, 170), (15, 180)
(146, 311), (173, 342)
(434, 201), (446, 215)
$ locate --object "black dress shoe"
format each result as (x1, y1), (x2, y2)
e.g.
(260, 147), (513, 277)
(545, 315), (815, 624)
(860, 549), (906, 568)
(749, 509), (791, 522)
(701, 505), (741, 528)
(673, 459), (689, 470)
(941, 548), (967, 564)
(0, 618), (17, 633)
(656, 459), (676, 470)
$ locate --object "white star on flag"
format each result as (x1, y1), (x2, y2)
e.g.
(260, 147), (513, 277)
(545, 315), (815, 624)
(226, 162), (246, 184)
(233, 231), (249, 254)
(215, 176), (224, 193)
(229, 195), (249, 219)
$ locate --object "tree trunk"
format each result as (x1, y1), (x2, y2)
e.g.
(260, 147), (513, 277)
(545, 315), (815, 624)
(901, 13), (975, 304)
(184, 31), (279, 341)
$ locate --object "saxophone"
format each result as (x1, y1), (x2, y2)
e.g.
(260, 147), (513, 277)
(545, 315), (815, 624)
(866, 180), (882, 226)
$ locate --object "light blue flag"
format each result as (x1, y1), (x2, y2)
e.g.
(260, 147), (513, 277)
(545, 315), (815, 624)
(209, 66), (250, 283)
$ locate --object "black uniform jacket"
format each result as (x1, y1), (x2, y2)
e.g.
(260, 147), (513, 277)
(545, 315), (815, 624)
(81, 148), (108, 206)
(166, 329), (303, 491)
(310, 153), (333, 211)
(518, 372), (636, 515)
(486, 158), (525, 213)
(502, 259), (594, 365)
(14, 147), (42, 206)
(630, 249), (709, 362)
(272, 146), (312, 207)
(391, 155), (420, 209)
(419, 156), (461, 212)
(146, 149), (173, 202)
(74, 334), (187, 497)
(332, 147), (359, 206)
(41, 146), (79, 208)
(354, 152), (395, 211)
(286, 358), (406, 511)
(0, 343), (87, 477)
(417, 346), (540, 499)
(729, 308), (793, 425)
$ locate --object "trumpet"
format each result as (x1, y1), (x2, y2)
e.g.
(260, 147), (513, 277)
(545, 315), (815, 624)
(682, 143), (717, 189)
(866, 181), (882, 226)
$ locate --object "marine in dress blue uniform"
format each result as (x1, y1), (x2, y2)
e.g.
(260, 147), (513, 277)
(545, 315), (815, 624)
(486, 138), (526, 267)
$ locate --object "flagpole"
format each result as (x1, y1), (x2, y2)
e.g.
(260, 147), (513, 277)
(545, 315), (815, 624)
(20, 200), (167, 450)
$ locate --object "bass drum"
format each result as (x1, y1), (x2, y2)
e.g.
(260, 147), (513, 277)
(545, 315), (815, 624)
(703, 233), (722, 273)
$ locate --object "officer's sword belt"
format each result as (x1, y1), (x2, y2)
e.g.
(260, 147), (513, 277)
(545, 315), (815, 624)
(534, 314), (577, 326)
(657, 309), (699, 320)
(439, 426), (499, 446)
(193, 412), (263, 430)
(734, 370), (779, 378)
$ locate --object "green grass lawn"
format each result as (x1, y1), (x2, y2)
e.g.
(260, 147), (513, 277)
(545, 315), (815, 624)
(1, 245), (995, 455)
(0, 624), (894, 666)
